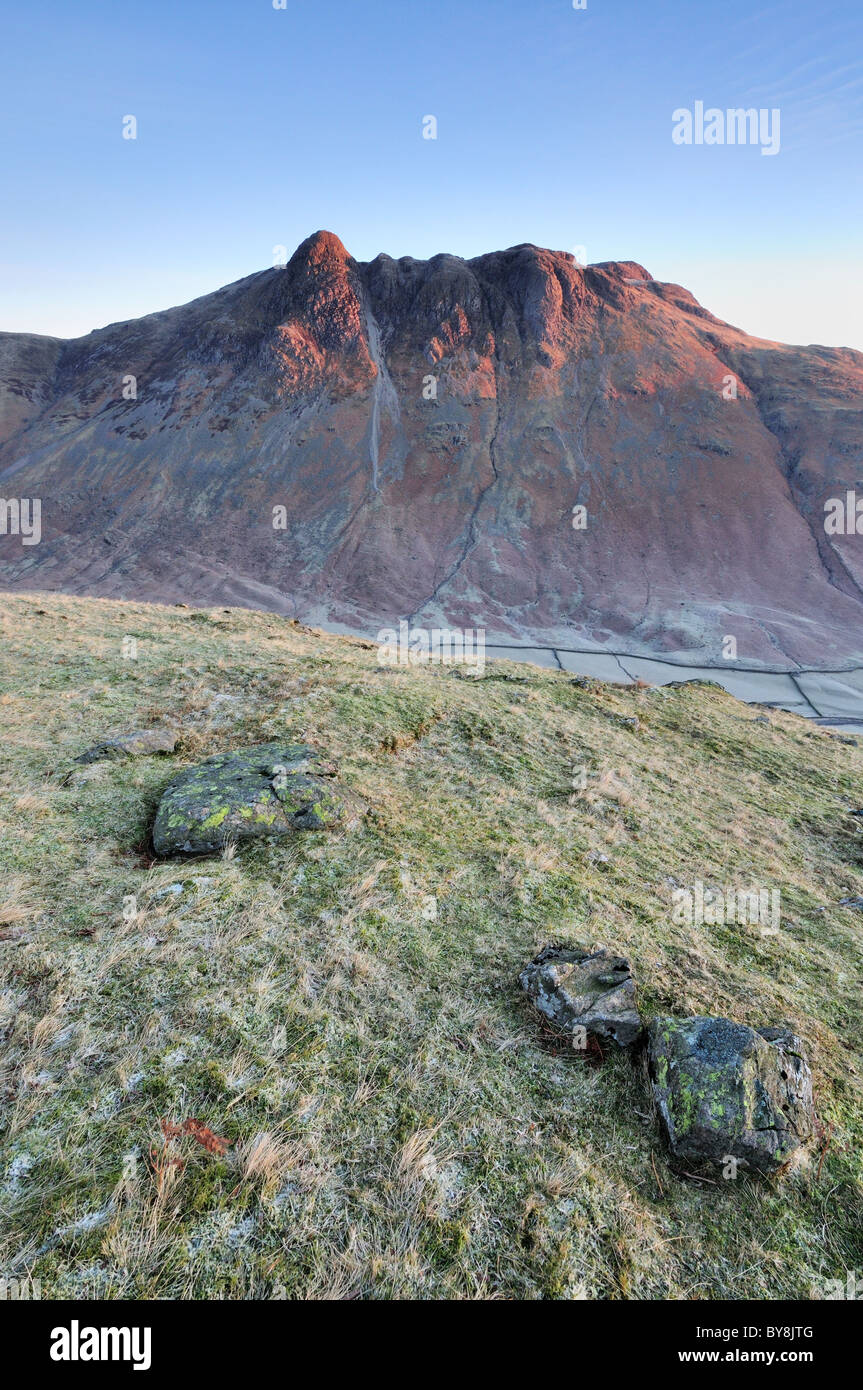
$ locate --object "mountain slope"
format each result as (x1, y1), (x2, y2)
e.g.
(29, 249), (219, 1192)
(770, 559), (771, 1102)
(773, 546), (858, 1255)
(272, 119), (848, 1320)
(0, 591), (861, 1299)
(1, 233), (862, 667)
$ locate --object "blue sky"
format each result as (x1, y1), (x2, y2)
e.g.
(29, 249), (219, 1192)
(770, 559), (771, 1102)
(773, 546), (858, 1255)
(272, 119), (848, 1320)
(1, 0), (861, 345)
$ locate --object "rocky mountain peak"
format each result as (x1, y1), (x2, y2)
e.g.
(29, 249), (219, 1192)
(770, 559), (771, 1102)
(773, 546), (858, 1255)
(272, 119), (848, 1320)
(290, 229), (354, 270)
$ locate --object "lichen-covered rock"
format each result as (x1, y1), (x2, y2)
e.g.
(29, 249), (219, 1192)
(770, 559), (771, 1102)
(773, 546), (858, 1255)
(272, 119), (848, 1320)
(648, 1016), (815, 1174)
(152, 742), (341, 856)
(75, 727), (177, 763)
(519, 945), (643, 1047)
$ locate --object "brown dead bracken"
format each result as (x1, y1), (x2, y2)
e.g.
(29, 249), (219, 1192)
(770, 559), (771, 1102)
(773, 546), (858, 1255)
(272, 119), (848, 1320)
(160, 1117), (230, 1156)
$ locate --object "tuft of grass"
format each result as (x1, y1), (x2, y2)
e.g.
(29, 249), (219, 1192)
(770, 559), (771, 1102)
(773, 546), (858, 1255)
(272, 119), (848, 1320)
(0, 589), (861, 1300)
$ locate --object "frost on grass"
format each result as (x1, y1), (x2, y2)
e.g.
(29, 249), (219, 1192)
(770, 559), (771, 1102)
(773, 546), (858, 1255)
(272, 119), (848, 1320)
(0, 592), (861, 1299)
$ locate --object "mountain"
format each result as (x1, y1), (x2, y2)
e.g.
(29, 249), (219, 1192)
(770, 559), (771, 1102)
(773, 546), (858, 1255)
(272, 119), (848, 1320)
(1, 230), (862, 667)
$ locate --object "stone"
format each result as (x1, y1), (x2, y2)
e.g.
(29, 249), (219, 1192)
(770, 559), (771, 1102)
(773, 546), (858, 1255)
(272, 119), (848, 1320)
(648, 1016), (815, 1174)
(519, 945), (643, 1048)
(75, 727), (177, 763)
(152, 742), (341, 856)
(154, 883), (184, 898)
(666, 680), (725, 691)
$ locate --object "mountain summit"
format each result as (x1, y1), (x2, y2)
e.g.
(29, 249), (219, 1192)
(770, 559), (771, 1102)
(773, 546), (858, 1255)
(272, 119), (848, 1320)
(1, 234), (862, 666)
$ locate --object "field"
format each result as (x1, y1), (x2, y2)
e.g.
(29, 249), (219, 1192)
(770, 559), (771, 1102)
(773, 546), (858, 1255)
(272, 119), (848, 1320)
(1, 590), (861, 1300)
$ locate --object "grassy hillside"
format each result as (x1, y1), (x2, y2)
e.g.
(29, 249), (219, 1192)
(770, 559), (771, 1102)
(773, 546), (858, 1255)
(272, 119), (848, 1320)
(1, 590), (861, 1301)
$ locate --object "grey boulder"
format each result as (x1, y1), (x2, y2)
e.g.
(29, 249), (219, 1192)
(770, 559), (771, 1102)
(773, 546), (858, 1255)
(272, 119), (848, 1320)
(519, 945), (643, 1048)
(75, 727), (177, 763)
(152, 742), (341, 856)
(648, 1016), (815, 1174)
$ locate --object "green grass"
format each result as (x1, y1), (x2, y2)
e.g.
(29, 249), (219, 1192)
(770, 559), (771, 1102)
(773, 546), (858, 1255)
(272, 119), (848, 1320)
(0, 590), (862, 1300)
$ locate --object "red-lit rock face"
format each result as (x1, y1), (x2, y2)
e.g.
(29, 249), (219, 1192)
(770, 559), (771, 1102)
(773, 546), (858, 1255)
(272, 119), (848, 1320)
(1, 231), (862, 667)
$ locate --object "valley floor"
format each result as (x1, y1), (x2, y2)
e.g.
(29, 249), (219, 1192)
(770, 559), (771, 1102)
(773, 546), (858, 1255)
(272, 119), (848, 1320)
(479, 645), (863, 734)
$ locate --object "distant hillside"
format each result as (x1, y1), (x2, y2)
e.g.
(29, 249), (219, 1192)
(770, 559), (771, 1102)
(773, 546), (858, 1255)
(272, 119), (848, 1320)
(2, 233), (863, 667)
(0, 590), (861, 1299)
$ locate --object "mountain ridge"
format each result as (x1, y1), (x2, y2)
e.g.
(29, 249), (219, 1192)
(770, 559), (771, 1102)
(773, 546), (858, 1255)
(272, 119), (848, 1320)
(2, 231), (862, 668)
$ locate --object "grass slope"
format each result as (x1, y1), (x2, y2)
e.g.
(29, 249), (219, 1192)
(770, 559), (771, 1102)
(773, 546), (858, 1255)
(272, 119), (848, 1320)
(1, 591), (861, 1300)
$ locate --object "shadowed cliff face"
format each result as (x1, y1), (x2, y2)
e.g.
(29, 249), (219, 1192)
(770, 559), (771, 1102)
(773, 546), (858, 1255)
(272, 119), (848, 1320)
(1, 230), (862, 667)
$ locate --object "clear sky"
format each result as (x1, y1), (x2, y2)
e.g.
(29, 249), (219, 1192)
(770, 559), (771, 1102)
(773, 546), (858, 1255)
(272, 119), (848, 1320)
(1, 0), (861, 347)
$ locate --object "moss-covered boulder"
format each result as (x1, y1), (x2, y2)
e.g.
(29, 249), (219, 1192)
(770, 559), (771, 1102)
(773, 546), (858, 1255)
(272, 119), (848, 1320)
(152, 742), (341, 856)
(519, 945), (643, 1048)
(648, 1016), (815, 1174)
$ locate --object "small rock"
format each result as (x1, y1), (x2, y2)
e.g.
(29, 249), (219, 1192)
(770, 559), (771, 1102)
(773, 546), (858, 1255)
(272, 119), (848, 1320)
(152, 742), (341, 856)
(648, 1015), (815, 1174)
(667, 679), (724, 691)
(519, 945), (643, 1048)
(154, 883), (184, 899)
(75, 728), (177, 764)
